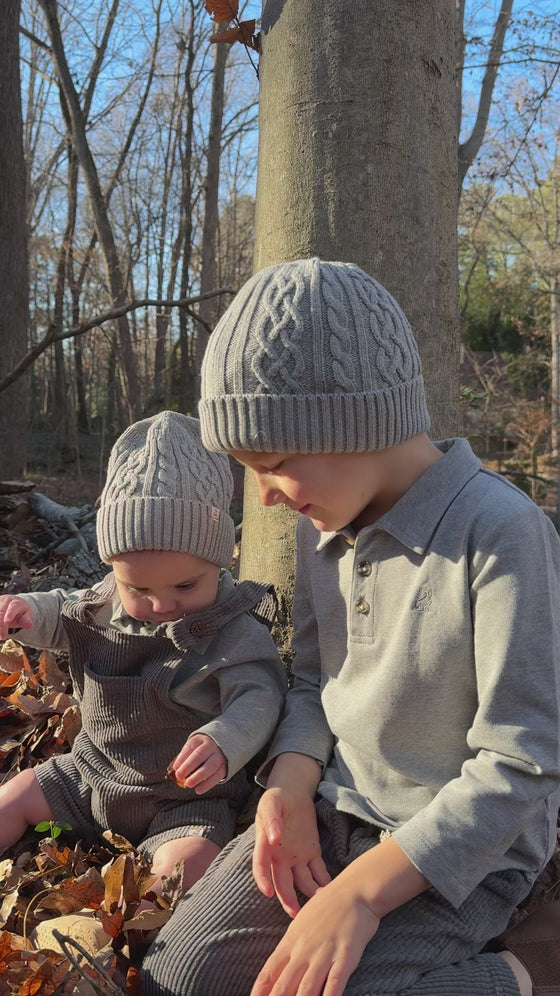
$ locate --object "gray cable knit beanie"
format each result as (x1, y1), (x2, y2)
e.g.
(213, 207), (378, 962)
(199, 258), (430, 454)
(96, 411), (235, 566)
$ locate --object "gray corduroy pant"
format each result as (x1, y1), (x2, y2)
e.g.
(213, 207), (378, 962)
(141, 798), (529, 995)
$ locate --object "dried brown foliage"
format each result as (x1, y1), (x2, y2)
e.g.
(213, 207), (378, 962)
(0, 642), (183, 993)
(204, 0), (238, 21)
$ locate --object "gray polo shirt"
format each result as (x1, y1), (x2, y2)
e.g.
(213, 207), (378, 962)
(266, 438), (560, 907)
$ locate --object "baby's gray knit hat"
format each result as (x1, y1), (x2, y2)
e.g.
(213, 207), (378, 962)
(199, 258), (430, 453)
(96, 411), (235, 566)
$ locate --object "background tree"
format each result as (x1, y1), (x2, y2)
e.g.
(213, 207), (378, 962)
(239, 0), (459, 618)
(0, 0), (29, 477)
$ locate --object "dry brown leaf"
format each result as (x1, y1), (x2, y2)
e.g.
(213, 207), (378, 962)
(98, 908), (123, 939)
(61, 703), (82, 746)
(5, 691), (47, 718)
(36, 839), (73, 867)
(0, 671), (21, 692)
(122, 907), (170, 932)
(0, 890), (19, 929)
(126, 965), (142, 996)
(102, 831), (135, 853)
(204, 0), (238, 22)
(35, 868), (105, 915)
(211, 19), (257, 49)
(37, 652), (70, 694)
(0, 640), (26, 672)
(19, 647), (40, 693)
(40, 691), (76, 715)
(165, 763), (186, 789)
(0, 928), (34, 962)
(103, 854), (139, 910)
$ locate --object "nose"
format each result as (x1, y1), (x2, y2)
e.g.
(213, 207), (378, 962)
(151, 593), (175, 614)
(255, 473), (283, 507)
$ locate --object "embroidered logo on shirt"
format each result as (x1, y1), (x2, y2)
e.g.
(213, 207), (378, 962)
(209, 506), (220, 520)
(412, 587), (433, 612)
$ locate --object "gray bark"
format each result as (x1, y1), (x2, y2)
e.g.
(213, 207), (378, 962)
(0, 0), (29, 476)
(241, 0), (460, 608)
(197, 31), (229, 390)
(38, 0), (140, 422)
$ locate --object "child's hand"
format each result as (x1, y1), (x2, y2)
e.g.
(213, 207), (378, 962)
(250, 871), (381, 996)
(0, 595), (33, 641)
(169, 733), (227, 794)
(253, 787), (331, 918)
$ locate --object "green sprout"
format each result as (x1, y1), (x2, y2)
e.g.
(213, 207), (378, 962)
(34, 819), (73, 840)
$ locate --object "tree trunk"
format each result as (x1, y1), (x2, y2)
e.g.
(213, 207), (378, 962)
(196, 31), (229, 391)
(551, 274), (559, 458)
(240, 0), (459, 612)
(0, 0), (29, 477)
(38, 0), (140, 423)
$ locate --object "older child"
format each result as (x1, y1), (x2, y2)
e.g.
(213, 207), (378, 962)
(141, 261), (560, 996)
(0, 411), (286, 893)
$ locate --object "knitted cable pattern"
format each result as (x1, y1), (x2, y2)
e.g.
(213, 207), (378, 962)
(96, 412), (235, 565)
(320, 265), (356, 393)
(348, 267), (419, 387)
(198, 258), (431, 454)
(251, 270), (306, 392)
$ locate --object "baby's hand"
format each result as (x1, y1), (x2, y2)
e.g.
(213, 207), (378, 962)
(168, 733), (227, 794)
(0, 595), (33, 641)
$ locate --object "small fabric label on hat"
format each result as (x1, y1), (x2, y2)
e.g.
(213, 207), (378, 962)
(209, 506), (220, 520)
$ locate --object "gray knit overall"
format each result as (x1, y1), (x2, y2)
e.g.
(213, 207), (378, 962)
(34, 579), (268, 857)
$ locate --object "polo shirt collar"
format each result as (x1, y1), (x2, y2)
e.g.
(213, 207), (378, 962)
(316, 438), (481, 556)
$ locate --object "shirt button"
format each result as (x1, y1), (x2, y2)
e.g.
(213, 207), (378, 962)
(190, 621), (204, 636)
(355, 598), (370, 615)
(357, 561), (372, 576)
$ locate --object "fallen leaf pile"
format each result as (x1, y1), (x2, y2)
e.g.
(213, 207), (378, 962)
(0, 640), (183, 994)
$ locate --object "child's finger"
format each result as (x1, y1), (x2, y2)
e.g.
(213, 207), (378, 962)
(1, 603), (32, 635)
(292, 862), (326, 899)
(256, 790), (285, 846)
(184, 754), (222, 785)
(271, 860), (301, 918)
(172, 737), (214, 776)
(308, 855), (332, 887)
(252, 836), (276, 898)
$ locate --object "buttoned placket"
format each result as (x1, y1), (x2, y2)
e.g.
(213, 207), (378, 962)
(349, 531), (377, 639)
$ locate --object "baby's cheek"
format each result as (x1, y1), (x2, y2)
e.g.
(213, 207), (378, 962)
(119, 592), (145, 620)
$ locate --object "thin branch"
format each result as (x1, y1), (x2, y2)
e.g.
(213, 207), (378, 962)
(459, 0), (513, 186)
(19, 25), (52, 52)
(51, 929), (123, 996)
(0, 288), (234, 394)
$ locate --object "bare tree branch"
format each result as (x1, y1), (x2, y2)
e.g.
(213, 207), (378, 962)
(0, 288), (234, 394)
(458, 0), (513, 188)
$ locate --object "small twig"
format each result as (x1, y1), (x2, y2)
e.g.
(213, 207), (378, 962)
(52, 929), (123, 996)
(23, 886), (52, 947)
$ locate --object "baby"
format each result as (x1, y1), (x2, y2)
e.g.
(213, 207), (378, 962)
(0, 411), (286, 893)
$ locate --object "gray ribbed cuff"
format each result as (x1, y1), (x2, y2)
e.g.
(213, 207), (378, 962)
(199, 378), (430, 454)
(97, 497), (235, 566)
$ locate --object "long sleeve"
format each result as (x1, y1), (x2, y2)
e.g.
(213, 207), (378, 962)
(172, 612), (288, 779)
(393, 502), (560, 906)
(10, 588), (79, 651)
(10, 581), (114, 652)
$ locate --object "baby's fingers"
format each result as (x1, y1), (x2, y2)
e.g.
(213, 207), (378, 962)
(0, 602), (32, 638)
(271, 861), (301, 918)
(292, 856), (330, 900)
